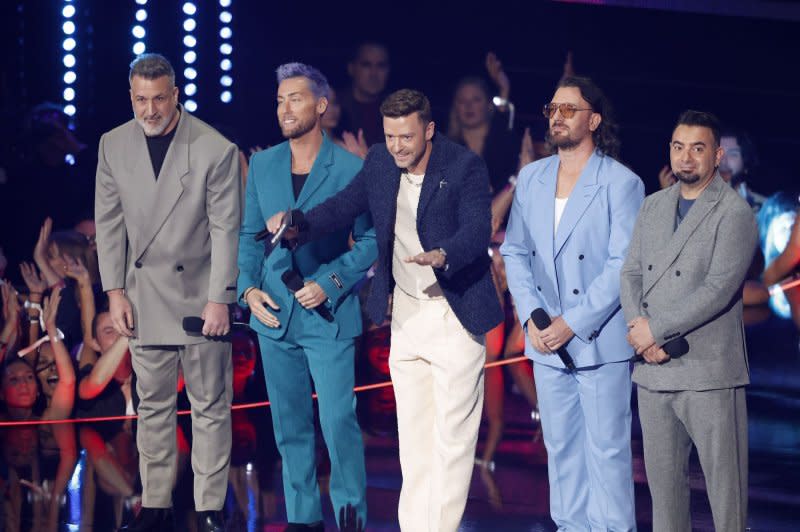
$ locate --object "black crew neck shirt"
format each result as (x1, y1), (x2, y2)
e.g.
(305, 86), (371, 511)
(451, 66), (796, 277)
(145, 122), (178, 180)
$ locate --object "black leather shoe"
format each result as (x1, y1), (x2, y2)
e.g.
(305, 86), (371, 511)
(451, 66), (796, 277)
(119, 507), (175, 531)
(197, 510), (225, 532)
(284, 522), (324, 532)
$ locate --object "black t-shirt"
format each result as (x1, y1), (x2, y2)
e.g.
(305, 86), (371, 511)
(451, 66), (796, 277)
(145, 124), (178, 180)
(292, 172), (309, 201)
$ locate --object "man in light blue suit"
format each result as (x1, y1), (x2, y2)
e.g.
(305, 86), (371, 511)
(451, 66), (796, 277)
(237, 63), (377, 532)
(502, 77), (644, 531)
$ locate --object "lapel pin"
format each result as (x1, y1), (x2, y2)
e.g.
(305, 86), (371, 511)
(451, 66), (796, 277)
(439, 179), (447, 189)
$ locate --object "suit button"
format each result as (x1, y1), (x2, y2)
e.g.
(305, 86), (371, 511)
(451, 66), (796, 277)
(537, 286), (542, 291)
(676, 270), (681, 276)
(176, 265), (184, 272)
(642, 302), (648, 309)
(648, 265), (653, 271)
(532, 251), (536, 256)
(573, 289), (579, 295)
(134, 261), (142, 269)
(578, 254), (584, 260)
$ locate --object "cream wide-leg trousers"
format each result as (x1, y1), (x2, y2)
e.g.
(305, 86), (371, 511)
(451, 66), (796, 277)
(389, 287), (486, 532)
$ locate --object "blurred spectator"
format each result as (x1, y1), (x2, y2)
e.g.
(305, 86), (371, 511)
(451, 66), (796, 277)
(77, 312), (135, 418)
(1, 280), (22, 363)
(338, 41), (391, 146)
(0, 103), (96, 275)
(448, 74), (526, 194)
(720, 127), (766, 211)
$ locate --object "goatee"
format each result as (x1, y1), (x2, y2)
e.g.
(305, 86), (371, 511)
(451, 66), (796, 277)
(674, 172), (701, 184)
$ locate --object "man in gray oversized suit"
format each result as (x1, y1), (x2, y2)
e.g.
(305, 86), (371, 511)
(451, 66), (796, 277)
(95, 54), (241, 532)
(621, 110), (757, 531)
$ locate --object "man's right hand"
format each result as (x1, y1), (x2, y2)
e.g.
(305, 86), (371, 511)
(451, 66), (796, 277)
(265, 211), (298, 240)
(526, 318), (552, 354)
(245, 288), (281, 328)
(108, 289), (135, 337)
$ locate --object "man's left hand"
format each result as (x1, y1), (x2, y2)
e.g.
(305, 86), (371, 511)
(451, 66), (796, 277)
(539, 315), (574, 352)
(201, 301), (230, 337)
(404, 249), (446, 269)
(295, 281), (328, 310)
(627, 317), (656, 354)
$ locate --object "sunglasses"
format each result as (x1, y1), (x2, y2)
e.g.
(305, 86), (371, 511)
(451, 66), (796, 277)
(542, 103), (593, 119)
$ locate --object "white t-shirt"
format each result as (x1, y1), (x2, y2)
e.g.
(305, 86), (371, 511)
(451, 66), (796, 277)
(554, 197), (569, 235)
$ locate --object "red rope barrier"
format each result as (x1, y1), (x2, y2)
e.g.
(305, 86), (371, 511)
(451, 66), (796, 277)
(0, 355), (529, 427)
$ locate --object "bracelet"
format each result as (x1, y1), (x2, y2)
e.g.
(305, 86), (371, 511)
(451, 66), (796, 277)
(50, 334), (61, 344)
(29, 318), (39, 324)
(508, 174), (518, 187)
(24, 301), (43, 312)
(242, 286), (256, 303)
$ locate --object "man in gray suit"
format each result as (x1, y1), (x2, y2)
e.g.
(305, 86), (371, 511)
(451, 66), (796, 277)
(621, 110), (757, 531)
(95, 53), (241, 532)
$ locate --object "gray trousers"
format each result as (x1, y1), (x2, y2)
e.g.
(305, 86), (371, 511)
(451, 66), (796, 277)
(131, 341), (233, 511)
(637, 385), (748, 532)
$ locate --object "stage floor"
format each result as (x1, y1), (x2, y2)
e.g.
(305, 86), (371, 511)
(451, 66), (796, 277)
(2, 310), (799, 531)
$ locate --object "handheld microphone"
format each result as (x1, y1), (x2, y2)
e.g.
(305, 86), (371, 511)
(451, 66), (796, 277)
(281, 270), (334, 323)
(181, 316), (249, 338)
(255, 208), (290, 243)
(631, 336), (690, 362)
(530, 308), (576, 370)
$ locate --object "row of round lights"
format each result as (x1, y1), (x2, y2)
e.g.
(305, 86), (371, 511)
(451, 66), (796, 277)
(62, 1), (77, 119)
(132, 0), (147, 56)
(182, 2), (198, 112)
(219, 0), (233, 104)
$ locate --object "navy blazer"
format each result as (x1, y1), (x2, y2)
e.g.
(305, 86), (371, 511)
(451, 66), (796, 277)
(300, 133), (503, 336)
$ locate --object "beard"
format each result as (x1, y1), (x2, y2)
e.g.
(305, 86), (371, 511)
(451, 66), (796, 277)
(280, 115), (317, 140)
(135, 106), (176, 137)
(546, 126), (581, 151)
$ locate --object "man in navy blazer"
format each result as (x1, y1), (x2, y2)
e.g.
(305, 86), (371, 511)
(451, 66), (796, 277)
(269, 89), (503, 531)
(502, 77), (643, 531)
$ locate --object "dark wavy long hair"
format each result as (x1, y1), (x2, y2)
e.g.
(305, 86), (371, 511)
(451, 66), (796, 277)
(555, 76), (621, 159)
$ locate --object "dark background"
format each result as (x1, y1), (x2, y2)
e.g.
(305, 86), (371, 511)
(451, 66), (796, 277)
(2, 0), (800, 194)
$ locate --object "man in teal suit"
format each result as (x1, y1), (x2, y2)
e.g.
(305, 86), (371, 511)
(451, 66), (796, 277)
(237, 63), (377, 532)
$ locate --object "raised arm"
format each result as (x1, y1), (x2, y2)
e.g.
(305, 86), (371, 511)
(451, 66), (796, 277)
(41, 287), (76, 420)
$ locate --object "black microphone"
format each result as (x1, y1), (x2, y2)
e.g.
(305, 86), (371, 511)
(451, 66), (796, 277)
(281, 270), (334, 323)
(182, 316), (249, 338)
(631, 336), (690, 361)
(530, 308), (576, 370)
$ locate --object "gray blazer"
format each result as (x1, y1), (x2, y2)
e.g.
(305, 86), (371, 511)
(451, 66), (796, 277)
(620, 174), (758, 391)
(95, 106), (241, 345)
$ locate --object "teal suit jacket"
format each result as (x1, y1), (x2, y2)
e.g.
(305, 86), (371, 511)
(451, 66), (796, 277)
(237, 134), (377, 340)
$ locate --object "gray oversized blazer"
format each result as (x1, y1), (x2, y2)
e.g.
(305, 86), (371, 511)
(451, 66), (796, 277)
(620, 174), (758, 391)
(95, 105), (241, 345)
